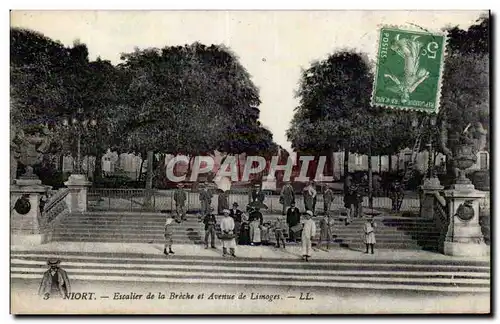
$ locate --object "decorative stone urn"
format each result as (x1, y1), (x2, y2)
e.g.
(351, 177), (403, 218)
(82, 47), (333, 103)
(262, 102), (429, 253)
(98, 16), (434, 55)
(453, 143), (477, 189)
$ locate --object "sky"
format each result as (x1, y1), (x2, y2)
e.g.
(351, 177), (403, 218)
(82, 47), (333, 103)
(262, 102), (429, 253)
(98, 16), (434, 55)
(10, 10), (486, 152)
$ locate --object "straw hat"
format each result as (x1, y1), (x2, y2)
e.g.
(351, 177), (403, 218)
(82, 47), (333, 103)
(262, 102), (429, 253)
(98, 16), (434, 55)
(47, 258), (61, 266)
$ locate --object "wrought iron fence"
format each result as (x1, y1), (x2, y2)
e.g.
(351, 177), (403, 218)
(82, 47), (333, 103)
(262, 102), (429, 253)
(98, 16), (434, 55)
(88, 188), (420, 215)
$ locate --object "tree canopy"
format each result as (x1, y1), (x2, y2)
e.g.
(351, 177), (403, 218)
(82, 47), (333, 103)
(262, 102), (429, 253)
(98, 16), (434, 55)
(287, 50), (414, 158)
(11, 28), (279, 184)
(117, 43), (277, 157)
(438, 15), (489, 158)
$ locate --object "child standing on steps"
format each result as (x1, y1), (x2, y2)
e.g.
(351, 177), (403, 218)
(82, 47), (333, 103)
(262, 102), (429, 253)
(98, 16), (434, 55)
(164, 216), (176, 256)
(273, 214), (287, 249)
(319, 211), (334, 250)
(364, 216), (376, 254)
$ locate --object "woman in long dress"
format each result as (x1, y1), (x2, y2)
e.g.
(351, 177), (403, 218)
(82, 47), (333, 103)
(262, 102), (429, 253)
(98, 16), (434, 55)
(249, 208), (263, 246)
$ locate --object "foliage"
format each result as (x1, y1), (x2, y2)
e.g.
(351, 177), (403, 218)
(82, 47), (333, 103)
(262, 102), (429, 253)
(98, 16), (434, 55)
(287, 50), (414, 157)
(118, 43), (277, 157)
(10, 28), (127, 161)
(438, 15), (490, 157)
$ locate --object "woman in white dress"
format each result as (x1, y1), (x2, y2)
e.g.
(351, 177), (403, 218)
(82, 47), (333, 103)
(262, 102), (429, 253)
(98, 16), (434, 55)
(248, 208), (263, 246)
(364, 216), (376, 254)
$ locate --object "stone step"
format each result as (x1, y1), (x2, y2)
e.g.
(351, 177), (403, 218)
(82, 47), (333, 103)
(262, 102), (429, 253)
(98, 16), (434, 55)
(10, 253), (490, 296)
(50, 235), (438, 245)
(53, 227), (440, 238)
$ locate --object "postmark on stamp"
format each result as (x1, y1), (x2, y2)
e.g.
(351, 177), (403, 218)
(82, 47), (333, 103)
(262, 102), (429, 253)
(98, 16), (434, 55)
(371, 26), (446, 113)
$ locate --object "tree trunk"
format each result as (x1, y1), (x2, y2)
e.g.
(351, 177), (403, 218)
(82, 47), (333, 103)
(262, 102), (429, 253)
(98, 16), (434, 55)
(138, 158), (145, 182)
(325, 149), (334, 177)
(379, 155), (382, 174)
(388, 154), (393, 173)
(343, 145), (350, 194)
(187, 155), (194, 178)
(144, 150), (154, 209)
(368, 145), (373, 209)
(93, 151), (103, 182)
(59, 154), (64, 172)
(155, 153), (166, 188)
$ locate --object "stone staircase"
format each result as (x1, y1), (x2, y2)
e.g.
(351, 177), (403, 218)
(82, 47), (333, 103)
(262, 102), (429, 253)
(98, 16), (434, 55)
(51, 212), (441, 251)
(11, 249), (490, 294)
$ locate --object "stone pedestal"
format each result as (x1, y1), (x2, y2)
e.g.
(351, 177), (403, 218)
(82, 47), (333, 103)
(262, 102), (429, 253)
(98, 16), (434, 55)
(10, 178), (51, 246)
(64, 174), (91, 213)
(443, 187), (488, 257)
(420, 177), (444, 219)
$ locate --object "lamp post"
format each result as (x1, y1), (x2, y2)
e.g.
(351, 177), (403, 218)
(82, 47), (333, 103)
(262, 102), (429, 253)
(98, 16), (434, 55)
(62, 115), (97, 175)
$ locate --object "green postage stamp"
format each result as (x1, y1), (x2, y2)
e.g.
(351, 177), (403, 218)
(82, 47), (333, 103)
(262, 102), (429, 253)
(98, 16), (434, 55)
(372, 26), (446, 113)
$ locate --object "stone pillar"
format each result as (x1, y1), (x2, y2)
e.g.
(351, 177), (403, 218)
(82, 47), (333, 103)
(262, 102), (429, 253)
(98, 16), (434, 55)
(64, 174), (91, 213)
(419, 177), (444, 219)
(442, 185), (488, 257)
(10, 178), (51, 246)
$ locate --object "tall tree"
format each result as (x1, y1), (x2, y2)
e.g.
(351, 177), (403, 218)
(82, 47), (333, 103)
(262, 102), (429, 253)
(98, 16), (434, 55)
(118, 43), (276, 195)
(438, 15), (489, 182)
(287, 50), (414, 202)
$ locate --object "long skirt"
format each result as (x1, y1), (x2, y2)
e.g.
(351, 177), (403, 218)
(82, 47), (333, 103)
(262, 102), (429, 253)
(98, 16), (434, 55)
(304, 196), (314, 211)
(249, 221), (261, 243)
(239, 223), (250, 245)
(365, 232), (376, 244)
(234, 221), (241, 238)
(301, 236), (312, 256)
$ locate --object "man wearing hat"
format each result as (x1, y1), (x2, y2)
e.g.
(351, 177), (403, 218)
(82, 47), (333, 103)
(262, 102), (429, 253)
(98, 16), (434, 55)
(229, 202), (243, 242)
(203, 210), (217, 249)
(38, 259), (71, 299)
(301, 210), (316, 262)
(279, 181), (295, 216)
(199, 182), (213, 221)
(220, 209), (237, 257)
(249, 183), (267, 210)
(174, 183), (187, 221)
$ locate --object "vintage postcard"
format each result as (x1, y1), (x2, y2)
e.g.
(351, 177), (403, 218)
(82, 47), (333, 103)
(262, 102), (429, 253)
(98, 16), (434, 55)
(10, 10), (490, 315)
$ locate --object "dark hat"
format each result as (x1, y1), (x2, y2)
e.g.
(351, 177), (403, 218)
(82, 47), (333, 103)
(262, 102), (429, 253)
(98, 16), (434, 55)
(47, 258), (61, 266)
(232, 202), (239, 207)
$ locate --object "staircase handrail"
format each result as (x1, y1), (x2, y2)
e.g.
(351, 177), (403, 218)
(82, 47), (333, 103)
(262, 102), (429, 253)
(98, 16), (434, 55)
(43, 188), (69, 213)
(41, 188), (70, 230)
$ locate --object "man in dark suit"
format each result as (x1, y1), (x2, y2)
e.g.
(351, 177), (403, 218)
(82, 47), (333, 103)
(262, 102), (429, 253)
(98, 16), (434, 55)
(174, 183), (187, 221)
(249, 183), (267, 210)
(199, 182), (213, 221)
(229, 202), (243, 241)
(286, 202), (301, 242)
(203, 212), (217, 249)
